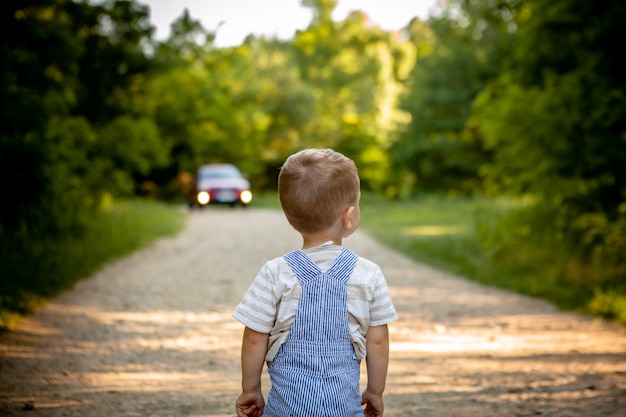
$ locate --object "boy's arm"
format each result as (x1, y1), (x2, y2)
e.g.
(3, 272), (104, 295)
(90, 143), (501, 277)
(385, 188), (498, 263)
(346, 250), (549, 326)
(236, 327), (269, 417)
(362, 324), (390, 417)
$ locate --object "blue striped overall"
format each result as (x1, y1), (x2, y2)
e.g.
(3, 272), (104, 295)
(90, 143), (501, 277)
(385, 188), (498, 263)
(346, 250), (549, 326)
(264, 248), (363, 417)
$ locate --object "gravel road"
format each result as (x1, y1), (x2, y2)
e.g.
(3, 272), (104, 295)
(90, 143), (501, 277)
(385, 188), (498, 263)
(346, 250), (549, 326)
(1, 208), (625, 417)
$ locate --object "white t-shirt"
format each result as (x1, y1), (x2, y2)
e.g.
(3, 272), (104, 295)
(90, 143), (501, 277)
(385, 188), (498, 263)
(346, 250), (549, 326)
(233, 244), (398, 361)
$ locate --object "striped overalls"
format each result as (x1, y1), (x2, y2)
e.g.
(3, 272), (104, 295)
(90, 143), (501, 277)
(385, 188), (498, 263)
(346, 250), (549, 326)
(264, 248), (363, 417)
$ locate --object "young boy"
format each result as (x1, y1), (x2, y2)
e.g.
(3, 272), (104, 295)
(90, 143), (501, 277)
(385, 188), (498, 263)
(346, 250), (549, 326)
(233, 149), (397, 417)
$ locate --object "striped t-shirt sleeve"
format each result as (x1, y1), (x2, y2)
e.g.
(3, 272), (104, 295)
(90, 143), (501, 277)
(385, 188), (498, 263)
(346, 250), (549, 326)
(369, 265), (398, 326)
(232, 263), (278, 333)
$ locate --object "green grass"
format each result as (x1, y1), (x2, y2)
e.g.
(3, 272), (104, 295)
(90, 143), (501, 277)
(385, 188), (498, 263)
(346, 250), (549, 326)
(360, 193), (507, 281)
(0, 200), (186, 330)
(248, 192), (282, 209)
(359, 193), (626, 325)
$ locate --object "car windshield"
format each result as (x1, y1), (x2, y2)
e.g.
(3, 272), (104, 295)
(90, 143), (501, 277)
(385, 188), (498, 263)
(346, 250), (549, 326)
(199, 169), (240, 180)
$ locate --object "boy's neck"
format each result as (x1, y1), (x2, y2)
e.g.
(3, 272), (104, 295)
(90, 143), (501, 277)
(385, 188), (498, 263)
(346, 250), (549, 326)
(299, 207), (354, 249)
(301, 234), (342, 249)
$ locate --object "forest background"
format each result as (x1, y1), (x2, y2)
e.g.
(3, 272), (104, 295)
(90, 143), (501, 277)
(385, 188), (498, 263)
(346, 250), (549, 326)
(1, 0), (625, 326)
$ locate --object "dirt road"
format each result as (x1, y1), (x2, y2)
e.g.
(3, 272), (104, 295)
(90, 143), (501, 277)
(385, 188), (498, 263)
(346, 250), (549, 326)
(1, 208), (625, 417)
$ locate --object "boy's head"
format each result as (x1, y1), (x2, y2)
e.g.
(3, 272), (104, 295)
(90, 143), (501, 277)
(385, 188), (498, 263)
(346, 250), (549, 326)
(278, 148), (360, 234)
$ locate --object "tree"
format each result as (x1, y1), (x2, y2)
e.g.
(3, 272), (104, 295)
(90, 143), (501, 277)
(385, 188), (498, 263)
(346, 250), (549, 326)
(155, 8), (216, 64)
(293, 3), (413, 193)
(74, 0), (155, 123)
(0, 0), (158, 237)
(391, 0), (518, 194)
(470, 0), (626, 270)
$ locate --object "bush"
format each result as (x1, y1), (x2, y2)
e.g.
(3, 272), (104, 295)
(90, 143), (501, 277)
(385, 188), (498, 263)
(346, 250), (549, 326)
(478, 200), (626, 324)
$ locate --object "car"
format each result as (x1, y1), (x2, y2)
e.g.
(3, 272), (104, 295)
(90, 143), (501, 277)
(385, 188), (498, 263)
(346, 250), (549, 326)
(193, 164), (252, 207)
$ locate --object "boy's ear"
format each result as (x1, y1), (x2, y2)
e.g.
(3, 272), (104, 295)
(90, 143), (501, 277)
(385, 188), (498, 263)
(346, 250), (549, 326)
(342, 205), (355, 229)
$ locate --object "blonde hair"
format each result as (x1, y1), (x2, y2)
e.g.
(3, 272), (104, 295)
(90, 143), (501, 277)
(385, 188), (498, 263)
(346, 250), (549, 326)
(278, 148), (360, 234)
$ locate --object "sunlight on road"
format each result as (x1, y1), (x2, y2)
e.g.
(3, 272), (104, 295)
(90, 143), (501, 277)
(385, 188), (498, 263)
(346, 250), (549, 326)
(0, 301), (246, 415)
(390, 318), (609, 354)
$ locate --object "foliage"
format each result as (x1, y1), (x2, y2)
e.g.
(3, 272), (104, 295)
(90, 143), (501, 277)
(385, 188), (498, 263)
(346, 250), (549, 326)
(138, 0), (413, 195)
(292, 1), (413, 194)
(470, 0), (626, 285)
(156, 8), (213, 62)
(0, 0), (159, 238)
(1, 0), (412, 236)
(0, 200), (185, 331)
(96, 115), (169, 194)
(391, 0), (518, 194)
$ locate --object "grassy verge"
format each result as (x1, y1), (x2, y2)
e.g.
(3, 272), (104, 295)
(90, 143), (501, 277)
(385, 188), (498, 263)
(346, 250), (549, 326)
(248, 192), (282, 209)
(359, 193), (626, 326)
(0, 200), (186, 331)
(360, 193), (508, 282)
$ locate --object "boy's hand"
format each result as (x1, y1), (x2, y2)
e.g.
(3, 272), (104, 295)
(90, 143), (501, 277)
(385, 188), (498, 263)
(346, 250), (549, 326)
(235, 390), (265, 417)
(237, 327), (269, 416)
(362, 389), (384, 417)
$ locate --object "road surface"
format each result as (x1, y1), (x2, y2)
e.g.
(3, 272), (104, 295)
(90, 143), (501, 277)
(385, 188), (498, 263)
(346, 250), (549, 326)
(1, 208), (625, 416)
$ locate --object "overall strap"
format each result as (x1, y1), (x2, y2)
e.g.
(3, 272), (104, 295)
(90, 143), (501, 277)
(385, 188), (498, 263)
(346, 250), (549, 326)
(327, 248), (358, 284)
(283, 248), (358, 284)
(283, 250), (322, 283)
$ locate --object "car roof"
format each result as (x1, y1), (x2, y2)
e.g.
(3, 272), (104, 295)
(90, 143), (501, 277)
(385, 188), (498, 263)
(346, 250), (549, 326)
(198, 164), (239, 172)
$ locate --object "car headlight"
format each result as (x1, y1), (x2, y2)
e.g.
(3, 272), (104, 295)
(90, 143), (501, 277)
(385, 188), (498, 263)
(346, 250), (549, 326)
(197, 191), (210, 205)
(240, 190), (252, 204)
